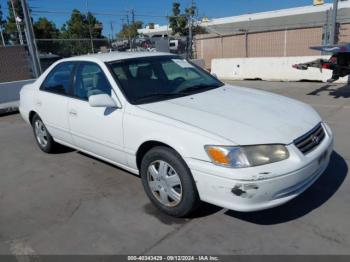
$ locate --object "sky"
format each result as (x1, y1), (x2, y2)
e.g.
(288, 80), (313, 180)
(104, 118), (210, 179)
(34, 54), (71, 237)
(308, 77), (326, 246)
(0, 0), (334, 36)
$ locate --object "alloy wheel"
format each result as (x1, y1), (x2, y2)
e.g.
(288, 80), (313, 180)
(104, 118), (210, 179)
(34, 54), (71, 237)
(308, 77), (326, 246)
(34, 119), (48, 148)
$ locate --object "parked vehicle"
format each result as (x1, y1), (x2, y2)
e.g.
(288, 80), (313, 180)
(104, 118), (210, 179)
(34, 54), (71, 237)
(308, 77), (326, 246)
(19, 52), (334, 217)
(293, 43), (350, 82)
(169, 38), (187, 54)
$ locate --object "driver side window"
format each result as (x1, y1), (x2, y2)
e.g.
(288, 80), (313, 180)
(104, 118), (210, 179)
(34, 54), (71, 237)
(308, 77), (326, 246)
(73, 62), (112, 100)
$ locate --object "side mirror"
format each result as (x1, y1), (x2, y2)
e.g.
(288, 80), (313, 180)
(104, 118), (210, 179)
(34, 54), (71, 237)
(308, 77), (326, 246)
(88, 94), (117, 108)
(211, 73), (218, 79)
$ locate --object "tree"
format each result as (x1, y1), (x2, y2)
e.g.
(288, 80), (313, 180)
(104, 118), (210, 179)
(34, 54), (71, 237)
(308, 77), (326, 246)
(117, 21), (143, 50)
(0, 4), (6, 45)
(5, 0), (24, 44)
(86, 12), (103, 39)
(59, 9), (105, 56)
(0, 5), (3, 23)
(168, 1), (206, 36)
(0, 4), (5, 27)
(169, 2), (187, 36)
(118, 21), (143, 39)
(33, 17), (60, 53)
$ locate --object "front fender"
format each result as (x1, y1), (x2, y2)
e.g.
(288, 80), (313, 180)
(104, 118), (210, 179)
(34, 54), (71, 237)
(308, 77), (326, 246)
(123, 110), (230, 170)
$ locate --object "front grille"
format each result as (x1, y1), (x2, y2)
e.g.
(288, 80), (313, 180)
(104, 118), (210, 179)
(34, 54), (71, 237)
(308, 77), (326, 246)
(294, 123), (325, 154)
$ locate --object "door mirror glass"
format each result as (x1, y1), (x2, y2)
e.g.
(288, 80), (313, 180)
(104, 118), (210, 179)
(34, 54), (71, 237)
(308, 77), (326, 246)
(88, 94), (117, 108)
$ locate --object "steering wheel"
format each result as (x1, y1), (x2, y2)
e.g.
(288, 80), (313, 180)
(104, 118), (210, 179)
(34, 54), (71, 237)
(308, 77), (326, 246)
(169, 77), (186, 93)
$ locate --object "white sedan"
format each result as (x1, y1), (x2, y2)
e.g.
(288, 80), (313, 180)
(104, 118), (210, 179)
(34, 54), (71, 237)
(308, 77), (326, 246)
(19, 52), (334, 217)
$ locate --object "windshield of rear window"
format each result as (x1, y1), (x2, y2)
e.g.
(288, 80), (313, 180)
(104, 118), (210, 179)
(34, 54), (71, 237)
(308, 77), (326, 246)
(107, 55), (224, 104)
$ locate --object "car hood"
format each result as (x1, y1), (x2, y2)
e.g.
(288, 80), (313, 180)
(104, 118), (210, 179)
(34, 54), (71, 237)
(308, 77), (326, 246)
(138, 85), (321, 145)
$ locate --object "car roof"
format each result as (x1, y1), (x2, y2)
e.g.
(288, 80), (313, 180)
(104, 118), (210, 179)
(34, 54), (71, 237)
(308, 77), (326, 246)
(61, 51), (175, 63)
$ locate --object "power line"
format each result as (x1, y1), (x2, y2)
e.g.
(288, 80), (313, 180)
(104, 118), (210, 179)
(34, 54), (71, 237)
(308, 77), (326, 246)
(31, 9), (167, 18)
(35, 38), (108, 41)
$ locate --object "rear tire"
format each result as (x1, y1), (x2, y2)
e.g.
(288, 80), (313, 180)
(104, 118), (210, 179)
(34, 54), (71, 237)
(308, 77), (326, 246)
(31, 114), (57, 153)
(140, 146), (200, 217)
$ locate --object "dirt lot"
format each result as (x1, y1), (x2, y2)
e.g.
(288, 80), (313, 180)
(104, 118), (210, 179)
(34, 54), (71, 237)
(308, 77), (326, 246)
(0, 80), (349, 255)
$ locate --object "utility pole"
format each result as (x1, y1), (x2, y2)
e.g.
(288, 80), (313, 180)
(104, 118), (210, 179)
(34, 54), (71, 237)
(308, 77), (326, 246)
(85, 0), (94, 53)
(120, 17), (125, 42)
(131, 9), (135, 50)
(110, 21), (114, 42)
(126, 10), (130, 25)
(126, 10), (132, 50)
(20, 0), (41, 77)
(323, 9), (330, 47)
(10, 0), (24, 45)
(187, 0), (195, 59)
(131, 9), (135, 24)
(0, 26), (5, 46)
(329, 0), (339, 45)
(188, 16), (192, 59)
(239, 29), (248, 57)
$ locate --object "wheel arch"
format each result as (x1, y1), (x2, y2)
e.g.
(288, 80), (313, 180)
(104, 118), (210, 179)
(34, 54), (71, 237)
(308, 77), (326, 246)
(29, 110), (38, 125)
(136, 140), (180, 170)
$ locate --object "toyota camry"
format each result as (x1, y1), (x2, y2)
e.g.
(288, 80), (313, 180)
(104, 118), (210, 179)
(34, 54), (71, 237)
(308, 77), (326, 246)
(19, 52), (334, 217)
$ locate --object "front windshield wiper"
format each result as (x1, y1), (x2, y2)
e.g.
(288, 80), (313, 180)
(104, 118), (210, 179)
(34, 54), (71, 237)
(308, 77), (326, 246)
(136, 93), (185, 102)
(178, 83), (223, 94)
(135, 83), (223, 104)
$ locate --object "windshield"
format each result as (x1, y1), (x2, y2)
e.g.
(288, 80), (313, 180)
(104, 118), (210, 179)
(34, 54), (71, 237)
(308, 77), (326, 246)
(107, 55), (224, 104)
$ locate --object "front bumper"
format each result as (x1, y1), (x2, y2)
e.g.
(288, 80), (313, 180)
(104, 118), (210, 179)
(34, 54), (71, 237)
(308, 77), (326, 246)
(186, 123), (334, 212)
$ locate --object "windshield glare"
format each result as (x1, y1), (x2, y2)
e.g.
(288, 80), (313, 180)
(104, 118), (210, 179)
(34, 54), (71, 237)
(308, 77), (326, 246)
(108, 55), (224, 104)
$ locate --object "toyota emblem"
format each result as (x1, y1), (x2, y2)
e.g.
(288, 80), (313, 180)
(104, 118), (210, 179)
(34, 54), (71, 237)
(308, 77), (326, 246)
(311, 135), (320, 144)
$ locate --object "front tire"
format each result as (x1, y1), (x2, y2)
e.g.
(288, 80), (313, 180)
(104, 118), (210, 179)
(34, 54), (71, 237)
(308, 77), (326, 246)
(140, 146), (200, 217)
(32, 114), (56, 153)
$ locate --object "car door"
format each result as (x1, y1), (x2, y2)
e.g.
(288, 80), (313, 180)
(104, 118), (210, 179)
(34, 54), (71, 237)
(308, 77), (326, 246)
(68, 61), (126, 165)
(35, 62), (75, 145)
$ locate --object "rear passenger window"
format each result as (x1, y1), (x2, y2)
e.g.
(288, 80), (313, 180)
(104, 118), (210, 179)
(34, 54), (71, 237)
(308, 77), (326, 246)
(41, 62), (74, 95)
(74, 63), (112, 100)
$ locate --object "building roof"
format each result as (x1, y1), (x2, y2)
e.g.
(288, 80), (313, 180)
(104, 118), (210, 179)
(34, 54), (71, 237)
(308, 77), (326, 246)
(204, 1), (350, 35)
(205, 1), (350, 26)
(138, 1), (350, 36)
(138, 25), (170, 36)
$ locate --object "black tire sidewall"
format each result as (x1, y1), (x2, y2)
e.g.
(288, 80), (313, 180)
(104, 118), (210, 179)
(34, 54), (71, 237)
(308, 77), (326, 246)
(140, 146), (199, 217)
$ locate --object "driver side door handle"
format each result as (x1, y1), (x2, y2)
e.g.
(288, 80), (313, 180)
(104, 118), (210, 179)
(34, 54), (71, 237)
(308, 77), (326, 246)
(69, 109), (77, 116)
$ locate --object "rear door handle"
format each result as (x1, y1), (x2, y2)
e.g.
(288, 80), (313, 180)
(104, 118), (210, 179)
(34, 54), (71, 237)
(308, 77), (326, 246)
(69, 109), (77, 116)
(35, 100), (42, 106)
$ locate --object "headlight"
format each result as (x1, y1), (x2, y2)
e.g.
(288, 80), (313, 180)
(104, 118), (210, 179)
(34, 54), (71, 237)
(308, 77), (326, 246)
(205, 145), (289, 168)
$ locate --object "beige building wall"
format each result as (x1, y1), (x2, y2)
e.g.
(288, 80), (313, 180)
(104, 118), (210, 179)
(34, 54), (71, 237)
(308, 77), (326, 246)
(339, 23), (350, 43)
(222, 35), (246, 58)
(195, 26), (327, 69)
(248, 30), (285, 57)
(195, 37), (223, 68)
(286, 27), (322, 56)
